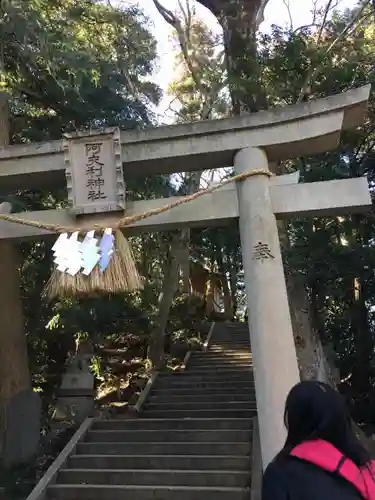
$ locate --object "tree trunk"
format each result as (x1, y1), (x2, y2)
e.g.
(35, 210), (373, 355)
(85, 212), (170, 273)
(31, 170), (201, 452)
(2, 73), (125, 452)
(279, 213), (337, 383)
(347, 152), (374, 393)
(285, 269), (337, 382)
(279, 212), (337, 383)
(148, 235), (180, 369)
(351, 277), (373, 393)
(140, 235), (149, 278)
(0, 93), (32, 458)
(197, 0), (268, 113)
(176, 172), (203, 295)
(147, 171), (203, 369)
(215, 246), (233, 320)
(174, 228), (191, 295)
(228, 261), (238, 318)
(348, 213), (373, 395)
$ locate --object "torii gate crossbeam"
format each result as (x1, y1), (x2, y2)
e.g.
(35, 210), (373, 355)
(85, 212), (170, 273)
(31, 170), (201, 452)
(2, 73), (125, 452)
(0, 85), (370, 190)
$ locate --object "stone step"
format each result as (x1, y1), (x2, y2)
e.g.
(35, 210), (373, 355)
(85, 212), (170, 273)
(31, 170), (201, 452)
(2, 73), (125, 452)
(157, 371), (254, 383)
(152, 377), (255, 394)
(208, 348), (250, 352)
(211, 336), (249, 340)
(214, 335), (249, 338)
(209, 342), (250, 347)
(144, 401), (256, 412)
(210, 342), (249, 345)
(183, 370), (252, 376)
(209, 335), (249, 339)
(48, 484), (249, 500)
(76, 441), (251, 456)
(210, 347), (251, 350)
(211, 330), (249, 334)
(213, 323), (247, 329)
(209, 342), (250, 345)
(155, 380), (255, 391)
(149, 393), (254, 403)
(211, 333), (249, 336)
(141, 408), (256, 419)
(207, 348), (250, 352)
(218, 340), (249, 343)
(58, 469), (250, 488)
(186, 364), (252, 370)
(211, 332), (248, 336)
(152, 385), (255, 396)
(68, 454), (251, 471)
(211, 339), (249, 342)
(188, 357), (252, 364)
(92, 418), (253, 431)
(186, 363), (253, 370)
(155, 375), (255, 383)
(209, 345), (250, 348)
(159, 367), (252, 374)
(190, 353), (252, 359)
(210, 337), (250, 341)
(207, 349), (251, 354)
(184, 365), (253, 380)
(181, 369), (253, 376)
(211, 327), (248, 332)
(188, 360), (252, 366)
(214, 324), (248, 326)
(210, 336), (249, 340)
(206, 354), (251, 359)
(85, 429), (252, 443)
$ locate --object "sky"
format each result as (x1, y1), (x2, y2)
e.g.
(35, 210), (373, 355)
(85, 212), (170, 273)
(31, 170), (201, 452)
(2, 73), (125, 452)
(134, 0), (358, 120)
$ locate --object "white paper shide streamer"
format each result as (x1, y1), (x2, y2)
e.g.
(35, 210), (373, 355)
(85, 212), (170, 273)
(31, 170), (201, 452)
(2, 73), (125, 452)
(52, 229), (115, 276)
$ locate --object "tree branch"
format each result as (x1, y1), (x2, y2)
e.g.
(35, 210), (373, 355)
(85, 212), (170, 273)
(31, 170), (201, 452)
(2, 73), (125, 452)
(312, 0), (319, 25)
(316, 0), (335, 44)
(256, 0), (270, 29)
(293, 24), (321, 34)
(153, 0), (204, 95)
(282, 0), (293, 31)
(153, 0), (221, 120)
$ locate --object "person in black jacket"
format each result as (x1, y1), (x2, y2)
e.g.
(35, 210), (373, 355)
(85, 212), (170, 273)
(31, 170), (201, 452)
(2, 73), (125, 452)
(262, 381), (375, 500)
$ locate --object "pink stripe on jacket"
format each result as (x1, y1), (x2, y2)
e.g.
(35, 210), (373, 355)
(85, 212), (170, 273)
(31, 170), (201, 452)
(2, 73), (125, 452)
(291, 440), (375, 500)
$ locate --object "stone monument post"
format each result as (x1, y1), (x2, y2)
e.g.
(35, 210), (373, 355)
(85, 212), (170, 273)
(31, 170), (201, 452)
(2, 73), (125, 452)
(54, 340), (95, 425)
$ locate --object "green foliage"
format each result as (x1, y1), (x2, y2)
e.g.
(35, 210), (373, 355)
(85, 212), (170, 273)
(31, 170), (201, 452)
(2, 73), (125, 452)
(1, 0), (161, 142)
(0, 0), (173, 423)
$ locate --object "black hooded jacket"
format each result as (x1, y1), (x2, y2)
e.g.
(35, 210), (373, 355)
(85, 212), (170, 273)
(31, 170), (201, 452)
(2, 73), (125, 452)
(262, 440), (375, 500)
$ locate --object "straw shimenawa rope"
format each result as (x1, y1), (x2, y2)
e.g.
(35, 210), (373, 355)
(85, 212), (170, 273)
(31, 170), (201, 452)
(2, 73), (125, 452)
(0, 169), (273, 233)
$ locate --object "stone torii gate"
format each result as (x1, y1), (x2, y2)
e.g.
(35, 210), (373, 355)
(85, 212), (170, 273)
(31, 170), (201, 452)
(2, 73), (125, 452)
(0, 85), (371, 467)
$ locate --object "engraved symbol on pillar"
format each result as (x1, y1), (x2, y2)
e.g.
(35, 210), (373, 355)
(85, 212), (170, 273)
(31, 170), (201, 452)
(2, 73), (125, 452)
(252, 241), (275, 262)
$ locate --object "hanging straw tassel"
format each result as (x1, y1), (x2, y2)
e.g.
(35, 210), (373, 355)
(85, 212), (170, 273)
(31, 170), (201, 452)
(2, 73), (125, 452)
(43, 231), (143, 300)
(88, 231), (143, 294)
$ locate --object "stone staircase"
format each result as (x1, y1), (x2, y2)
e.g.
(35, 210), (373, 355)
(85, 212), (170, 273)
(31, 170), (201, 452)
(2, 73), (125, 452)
(32, 322), (258, 500)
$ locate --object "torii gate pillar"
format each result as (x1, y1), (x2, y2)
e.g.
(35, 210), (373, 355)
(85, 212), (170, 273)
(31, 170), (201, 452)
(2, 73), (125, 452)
(235, 147), (300, 467)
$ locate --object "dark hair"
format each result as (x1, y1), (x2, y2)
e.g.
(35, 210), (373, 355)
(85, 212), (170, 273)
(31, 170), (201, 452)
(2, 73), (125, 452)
(280, 380), (371, 467)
